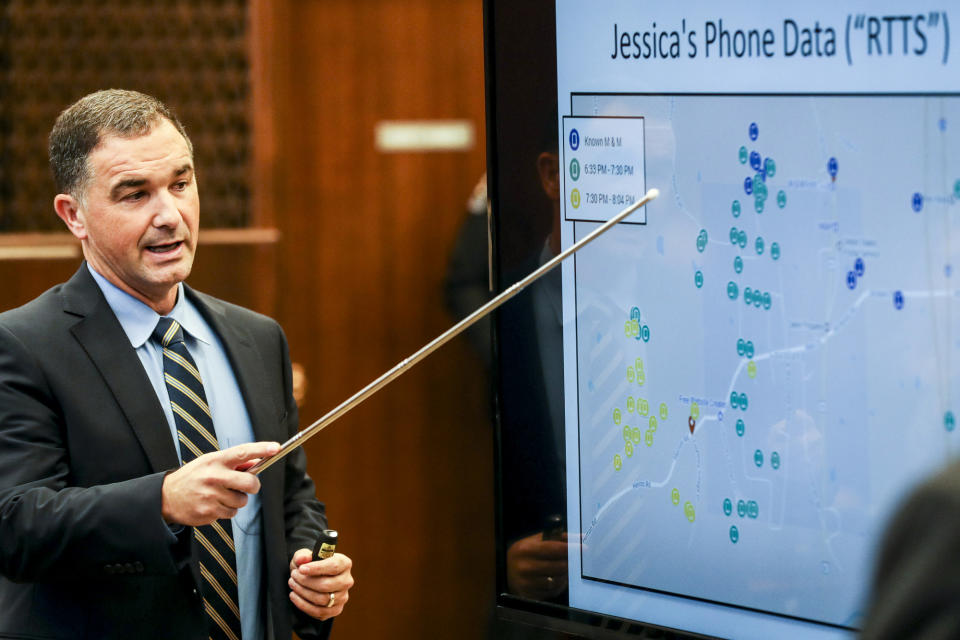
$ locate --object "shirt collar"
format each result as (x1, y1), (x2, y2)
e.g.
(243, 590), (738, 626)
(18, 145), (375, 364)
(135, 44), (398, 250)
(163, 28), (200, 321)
(86, 263), (213, 348)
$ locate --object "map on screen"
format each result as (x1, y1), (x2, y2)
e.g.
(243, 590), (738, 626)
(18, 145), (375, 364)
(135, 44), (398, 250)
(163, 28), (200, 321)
(557, 3), (960, 638)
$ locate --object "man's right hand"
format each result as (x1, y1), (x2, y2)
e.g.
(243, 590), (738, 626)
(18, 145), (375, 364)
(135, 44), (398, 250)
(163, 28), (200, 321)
(506, 531), (570, 600)
(161, 441), (281, 526)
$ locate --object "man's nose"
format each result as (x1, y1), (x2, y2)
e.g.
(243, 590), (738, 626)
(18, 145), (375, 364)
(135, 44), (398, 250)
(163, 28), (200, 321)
(151, 190), (181, 227)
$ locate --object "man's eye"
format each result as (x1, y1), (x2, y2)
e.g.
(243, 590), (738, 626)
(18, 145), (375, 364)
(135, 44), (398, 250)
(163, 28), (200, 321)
(173, 181), (188, 191)
(123, 191), (146, 202)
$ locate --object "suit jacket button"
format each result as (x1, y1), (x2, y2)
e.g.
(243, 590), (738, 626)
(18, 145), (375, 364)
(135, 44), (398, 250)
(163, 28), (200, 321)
(123, 562), (135, 574)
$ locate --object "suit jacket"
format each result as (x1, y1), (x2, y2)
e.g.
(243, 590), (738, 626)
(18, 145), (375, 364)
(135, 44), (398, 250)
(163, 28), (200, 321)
(0, 265), (330, 640)
(860, 459), (960, 640)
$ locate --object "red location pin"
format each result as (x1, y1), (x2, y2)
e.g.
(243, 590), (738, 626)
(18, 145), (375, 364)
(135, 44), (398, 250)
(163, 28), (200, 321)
(688, 416), (696, 434)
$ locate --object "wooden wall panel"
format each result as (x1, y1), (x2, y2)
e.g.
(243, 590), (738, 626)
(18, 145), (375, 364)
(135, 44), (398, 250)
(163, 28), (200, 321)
(0, 0), (251, 231)
(0, 260), (82, 310)
(267, 1), (493, 638)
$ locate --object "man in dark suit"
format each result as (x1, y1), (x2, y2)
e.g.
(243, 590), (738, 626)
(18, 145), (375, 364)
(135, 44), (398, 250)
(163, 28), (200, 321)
(0, 90), (353, 639)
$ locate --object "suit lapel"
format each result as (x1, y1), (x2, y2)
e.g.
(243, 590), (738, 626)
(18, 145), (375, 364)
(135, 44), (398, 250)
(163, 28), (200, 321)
(62, 266), (180, 473)
(185, 288), (281, 443)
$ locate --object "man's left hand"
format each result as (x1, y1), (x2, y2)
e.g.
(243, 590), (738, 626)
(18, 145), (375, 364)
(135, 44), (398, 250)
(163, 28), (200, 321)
(288, 549), (354, 620)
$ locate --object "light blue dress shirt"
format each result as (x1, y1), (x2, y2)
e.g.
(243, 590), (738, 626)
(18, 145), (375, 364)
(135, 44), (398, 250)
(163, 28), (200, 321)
(89, 265), (265, 640)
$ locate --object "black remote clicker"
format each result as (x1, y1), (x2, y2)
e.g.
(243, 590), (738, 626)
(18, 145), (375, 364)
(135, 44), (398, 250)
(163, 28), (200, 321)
(312, 529), (338, 561)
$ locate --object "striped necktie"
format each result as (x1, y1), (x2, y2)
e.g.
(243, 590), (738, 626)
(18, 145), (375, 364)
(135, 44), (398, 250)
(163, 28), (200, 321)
(153, 317), (243, 640)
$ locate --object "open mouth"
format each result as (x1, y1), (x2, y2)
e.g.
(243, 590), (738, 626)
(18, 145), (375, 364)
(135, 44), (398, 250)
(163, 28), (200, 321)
(146, 241), (183, 254)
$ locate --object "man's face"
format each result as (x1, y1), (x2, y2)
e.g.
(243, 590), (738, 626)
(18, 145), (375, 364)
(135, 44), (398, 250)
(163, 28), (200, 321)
(70, 119), (199, 311)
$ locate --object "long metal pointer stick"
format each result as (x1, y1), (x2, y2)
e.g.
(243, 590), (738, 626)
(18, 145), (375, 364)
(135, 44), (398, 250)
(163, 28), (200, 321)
(249, 187), (659, 475)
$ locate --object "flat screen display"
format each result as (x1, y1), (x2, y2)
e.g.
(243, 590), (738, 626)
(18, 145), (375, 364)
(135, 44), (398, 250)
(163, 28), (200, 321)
(490, 1), (960, 638)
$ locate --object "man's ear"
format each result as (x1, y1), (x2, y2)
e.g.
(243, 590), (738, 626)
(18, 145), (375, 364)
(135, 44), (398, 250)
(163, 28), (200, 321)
(54, 194), (88, 240)
(536, 152), (560, 202)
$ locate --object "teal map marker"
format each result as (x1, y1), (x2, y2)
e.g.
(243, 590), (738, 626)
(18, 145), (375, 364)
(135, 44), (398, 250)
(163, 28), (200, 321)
(727, 281), (739, 300)
(754, 175), (767, 200)
(765, 157), (776, 178)
(697, 229), (708, 252)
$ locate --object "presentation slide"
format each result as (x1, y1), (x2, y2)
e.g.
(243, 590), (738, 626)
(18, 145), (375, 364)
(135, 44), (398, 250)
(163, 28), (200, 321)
(557, 2), (960, 638)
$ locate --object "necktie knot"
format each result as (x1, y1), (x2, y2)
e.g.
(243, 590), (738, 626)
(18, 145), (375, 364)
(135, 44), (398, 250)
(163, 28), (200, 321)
(153, 317), (185, 347)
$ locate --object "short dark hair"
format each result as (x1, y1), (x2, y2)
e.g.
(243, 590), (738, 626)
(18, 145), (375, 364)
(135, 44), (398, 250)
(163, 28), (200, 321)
(48, 89), (193, 198)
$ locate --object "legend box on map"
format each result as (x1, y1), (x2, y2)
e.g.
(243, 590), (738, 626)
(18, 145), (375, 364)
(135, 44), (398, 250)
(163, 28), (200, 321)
(562, 116), (646, 224)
